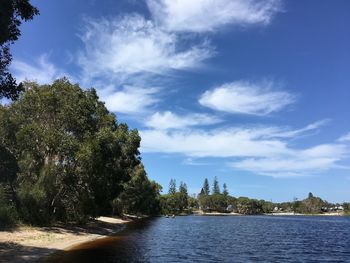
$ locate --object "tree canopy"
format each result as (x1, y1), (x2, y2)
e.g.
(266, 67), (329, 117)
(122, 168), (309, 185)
(0, 79), (159, 224)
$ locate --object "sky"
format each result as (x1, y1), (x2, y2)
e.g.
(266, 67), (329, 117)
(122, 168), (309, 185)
(9, 0), (350, 202)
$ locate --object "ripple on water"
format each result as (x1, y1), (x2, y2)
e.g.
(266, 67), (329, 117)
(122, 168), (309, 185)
(45, 216), (350, 263)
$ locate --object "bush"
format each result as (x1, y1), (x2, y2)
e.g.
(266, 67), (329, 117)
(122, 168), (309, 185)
(0, 187), (18, 227)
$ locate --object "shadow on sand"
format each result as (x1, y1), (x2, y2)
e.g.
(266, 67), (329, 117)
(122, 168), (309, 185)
(0, 242), (59, 263)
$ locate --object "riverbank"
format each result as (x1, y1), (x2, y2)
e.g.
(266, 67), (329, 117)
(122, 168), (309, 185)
(0, 216), (131, 263)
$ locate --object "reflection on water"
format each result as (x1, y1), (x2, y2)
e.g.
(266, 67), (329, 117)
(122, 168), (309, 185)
(44, 216), (350, 263)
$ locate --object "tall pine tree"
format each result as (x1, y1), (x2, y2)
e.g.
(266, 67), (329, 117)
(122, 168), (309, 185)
(168, 179), (176, 195)
(223, 183), (229, 197)
(213, 176), (220, 194)
(202, 178), (210, 195)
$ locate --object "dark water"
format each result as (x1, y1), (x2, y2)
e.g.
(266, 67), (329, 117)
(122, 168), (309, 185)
(45, 216), (350, 262)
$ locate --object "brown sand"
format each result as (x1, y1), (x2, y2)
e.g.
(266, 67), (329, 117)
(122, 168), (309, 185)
(0, 216), (130, 263)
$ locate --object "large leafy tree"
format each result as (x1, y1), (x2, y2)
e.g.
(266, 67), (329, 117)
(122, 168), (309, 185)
(0, 0), (39, 99)
(0, 79), (142, 223)
(117, 164), (161, 215)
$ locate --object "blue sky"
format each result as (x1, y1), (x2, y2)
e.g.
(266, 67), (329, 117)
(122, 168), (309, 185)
(9, 0), (350, 202)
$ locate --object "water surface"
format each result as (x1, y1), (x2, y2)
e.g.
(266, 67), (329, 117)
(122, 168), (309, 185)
(45, 215), (350, 262)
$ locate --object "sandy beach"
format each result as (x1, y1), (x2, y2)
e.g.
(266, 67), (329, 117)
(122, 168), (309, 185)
(0, 216), (130, 263)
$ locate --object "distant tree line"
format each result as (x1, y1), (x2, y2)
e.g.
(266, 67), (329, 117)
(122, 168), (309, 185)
(0, 79), (161, 226)
(160, 178), (350, 216)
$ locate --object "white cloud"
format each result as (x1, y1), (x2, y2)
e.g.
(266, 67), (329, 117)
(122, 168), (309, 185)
(260, 119), (330, 139)
(145, 111), (221, 130)
(99, 85), (160, 114)
(230, 143), (348, 178)
(199, 81), (296, 115)
(77, 15), (213, 83)
(338, 132), (350, 142)
(147, 0), (282, 32)
(141, 126), (291, 158)
(140, 121), (349, 177)
(11, 54), (70, 84)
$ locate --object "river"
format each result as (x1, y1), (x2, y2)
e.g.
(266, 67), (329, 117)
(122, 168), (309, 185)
(45, 215), (350, 262)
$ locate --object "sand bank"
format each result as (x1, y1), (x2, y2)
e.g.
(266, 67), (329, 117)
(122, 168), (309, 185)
(0, 216), (130, 263)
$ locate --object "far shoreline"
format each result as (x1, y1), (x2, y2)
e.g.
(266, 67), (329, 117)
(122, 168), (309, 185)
(191, 211), (347, 217)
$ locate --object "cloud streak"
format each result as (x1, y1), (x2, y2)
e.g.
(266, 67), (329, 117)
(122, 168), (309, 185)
(230, 143), (348, 178)
(140, 121), (349, 177)
(145, 111), (222, 130)
(199, 81), (296, 115)
(147, 0), (282, 32)
(338, 132), (350, 142)
(11, 54), (71, 84)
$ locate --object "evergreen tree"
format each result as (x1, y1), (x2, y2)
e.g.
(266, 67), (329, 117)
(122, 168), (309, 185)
(223, 183), (229, 197)
(203, 178), (210, 195)
(213, 176), (220, 194)
(179, 181), (188, 211)
(168, 179), (176, 195)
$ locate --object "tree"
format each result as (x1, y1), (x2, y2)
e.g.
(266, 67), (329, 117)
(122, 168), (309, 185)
(178, 181), (188, 212)
(308, 192), (314, 199)
(212, 176), (220, 194)
(223, 183), (229, 197)
(168, 179), (176, 195)
(0, 79), (143, 223)
(202, 178), (210, 195)
(117, 165), (161, 215)
(0, 0), (39, 100)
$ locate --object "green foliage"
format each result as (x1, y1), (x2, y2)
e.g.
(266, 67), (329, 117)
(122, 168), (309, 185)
(292, 194), (327, 214)
(235, 197), (263, 215)
(178, 182), (188, 210)
(0, 144), (18, 183)
(160, 179), (190, 214)
(202, 178), (210, 195)
(0, 79), (148, 224)
(168, 179), (176, 195)
(188, 195), (199, 209)
(0, 185), (18, 227)
(117, 165), (161, 216)
(223, 183), (229, 197)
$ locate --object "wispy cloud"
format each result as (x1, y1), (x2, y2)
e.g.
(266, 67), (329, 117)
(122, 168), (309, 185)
(140, 122), (322, 158)
(98, 85), (160, 114)
(77, 14), (213, 84)
(11, 54), (71, 84)
(145, 111), (222, 130)
(140, 121), (349, 177)
(147, 0), (282, 33)
(199, 81), (296, 115)
(183, 157), (212, 166)
(230, 143), (348, 178)
(338, 132), (350, 142)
